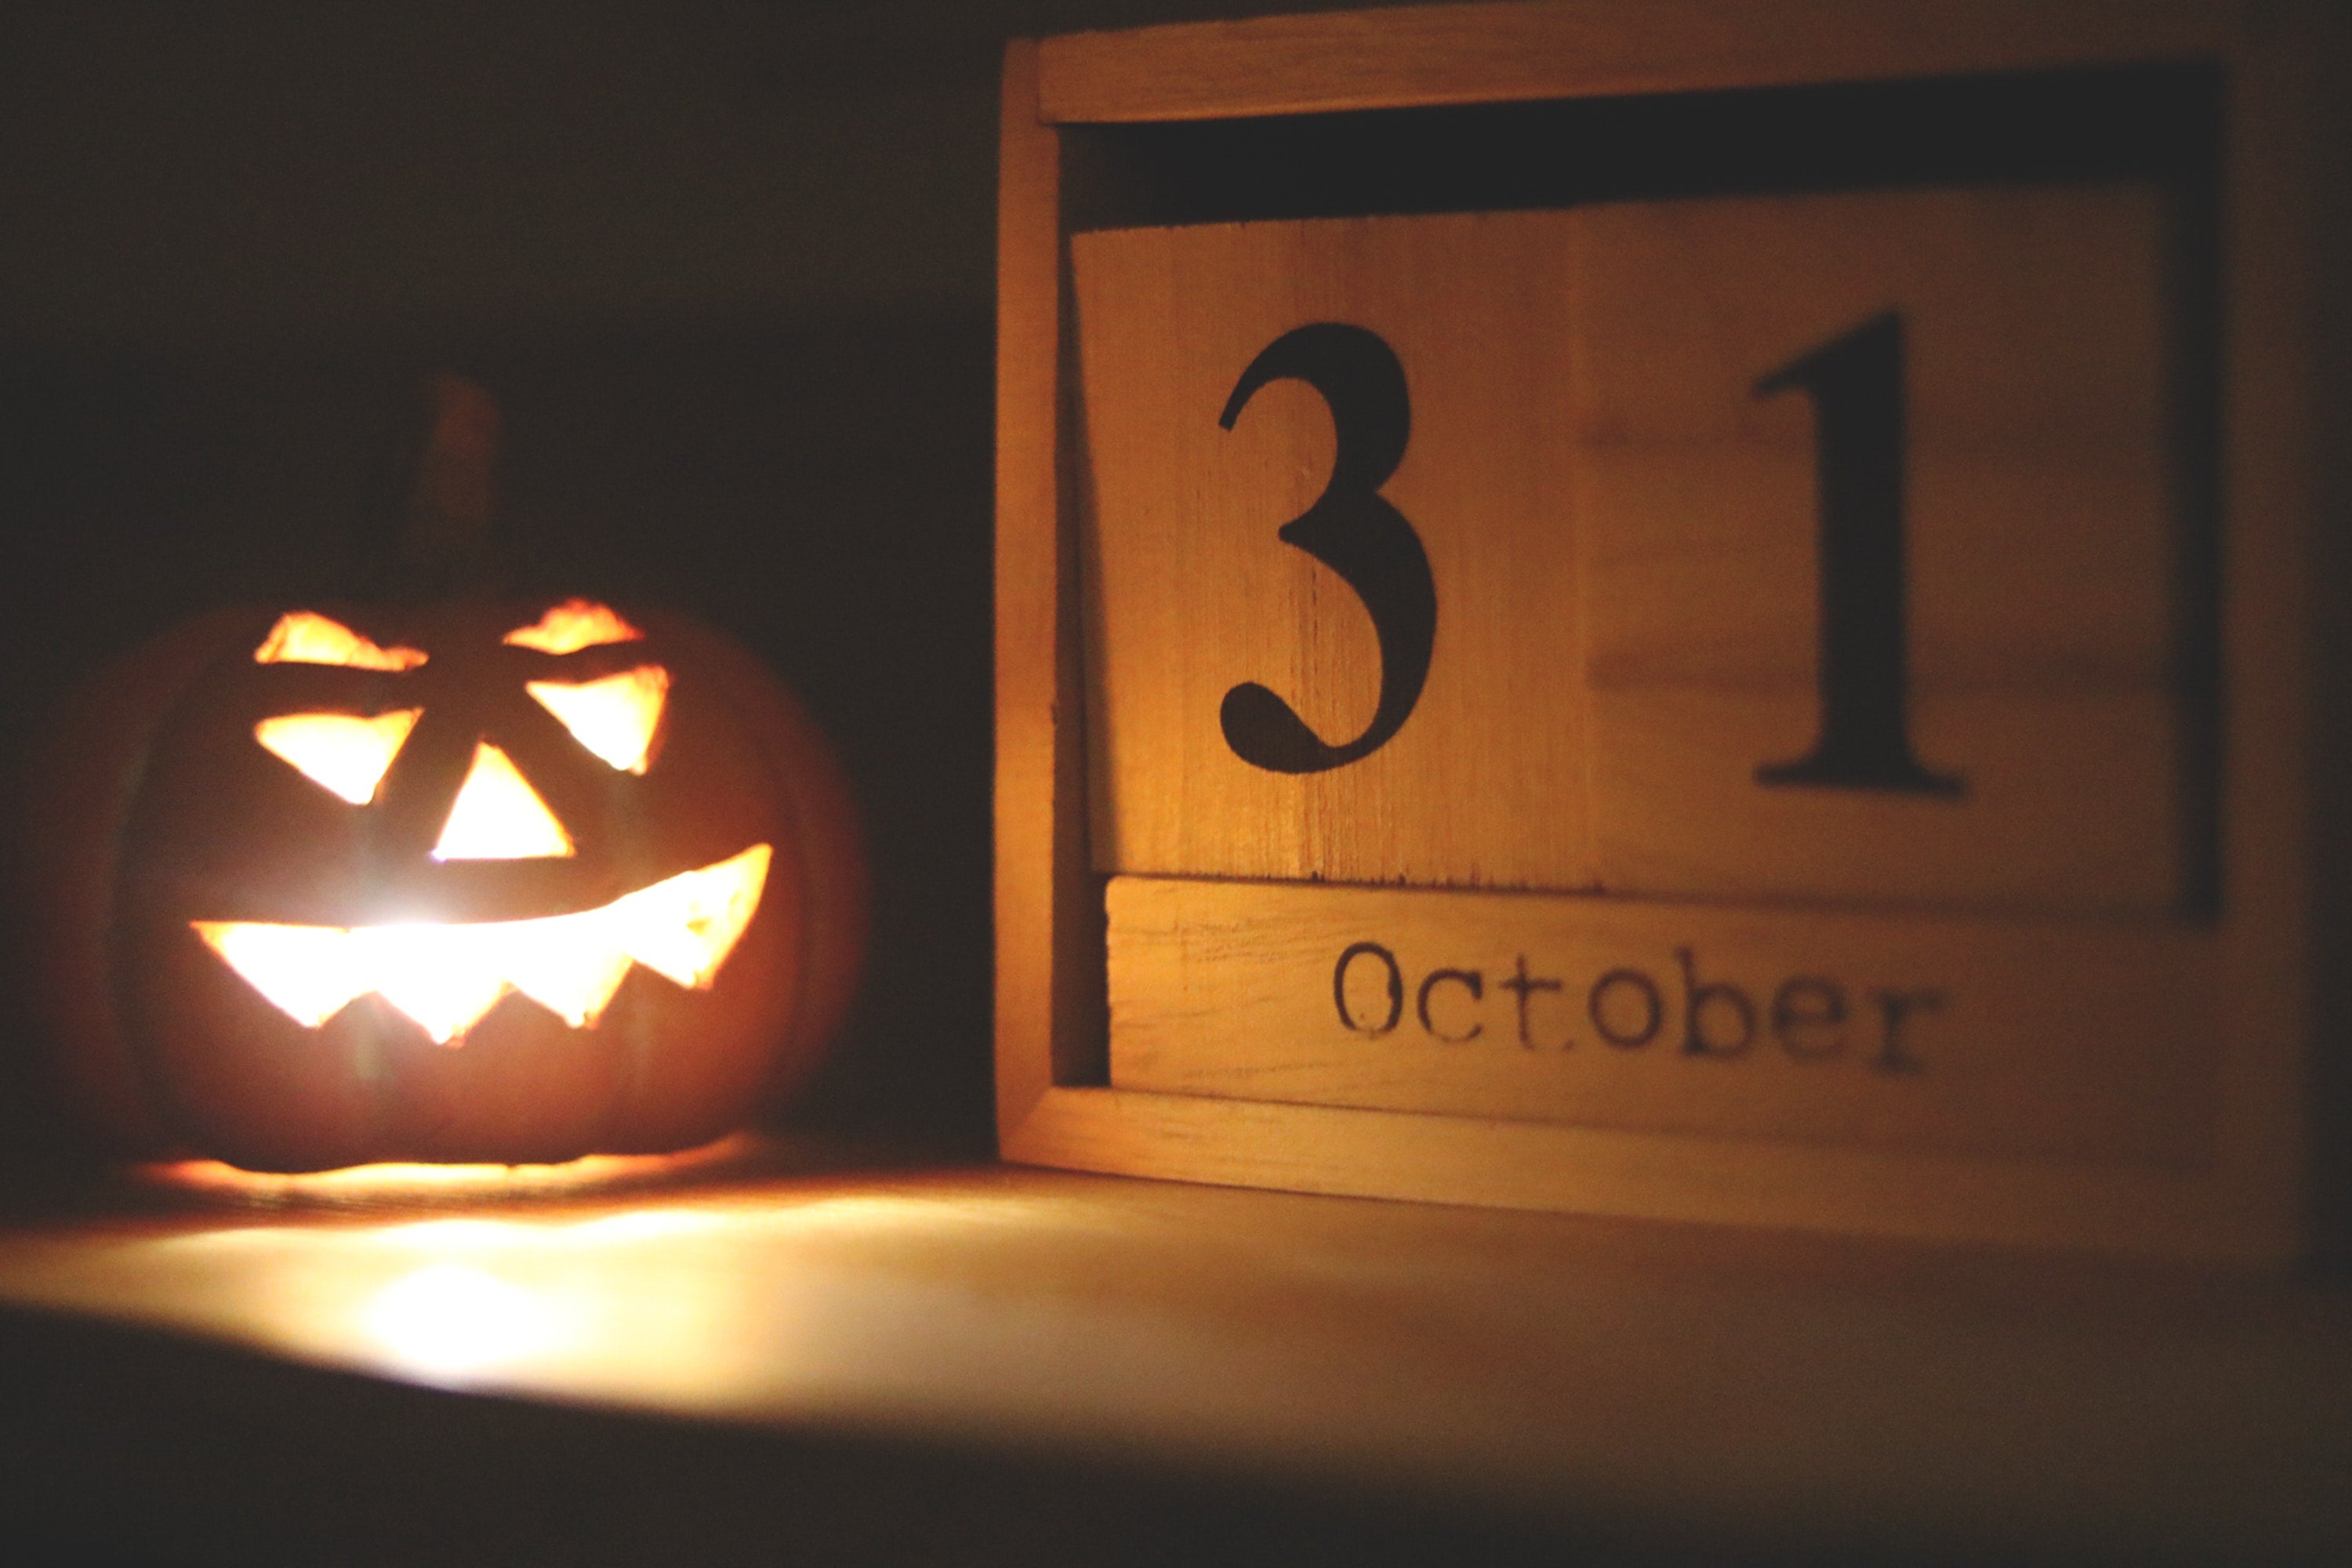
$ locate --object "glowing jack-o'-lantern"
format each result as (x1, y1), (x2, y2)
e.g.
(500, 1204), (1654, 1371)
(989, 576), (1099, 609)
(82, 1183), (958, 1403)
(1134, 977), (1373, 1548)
(16, 592), (866, 1172)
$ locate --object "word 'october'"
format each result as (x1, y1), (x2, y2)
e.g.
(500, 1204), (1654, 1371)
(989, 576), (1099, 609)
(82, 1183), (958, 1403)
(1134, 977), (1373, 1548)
(1332, 942), (1942, 1072)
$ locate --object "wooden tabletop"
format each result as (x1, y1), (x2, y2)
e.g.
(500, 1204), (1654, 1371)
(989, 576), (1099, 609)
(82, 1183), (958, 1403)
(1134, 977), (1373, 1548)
(0, 1138), (2344, 1563)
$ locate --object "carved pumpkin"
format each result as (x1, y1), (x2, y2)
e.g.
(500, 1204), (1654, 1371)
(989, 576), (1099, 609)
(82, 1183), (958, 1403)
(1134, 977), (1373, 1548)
(13, 385), (863, 1172)
(17, 592), (865, 1172)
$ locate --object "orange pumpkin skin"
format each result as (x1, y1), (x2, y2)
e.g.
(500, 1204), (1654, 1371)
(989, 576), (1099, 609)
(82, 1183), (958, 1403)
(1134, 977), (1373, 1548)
(16, 599), (865, 1172)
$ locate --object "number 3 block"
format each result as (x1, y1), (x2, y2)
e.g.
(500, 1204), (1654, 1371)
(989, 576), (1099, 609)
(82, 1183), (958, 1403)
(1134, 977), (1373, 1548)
(1073, 214), (1588, 891)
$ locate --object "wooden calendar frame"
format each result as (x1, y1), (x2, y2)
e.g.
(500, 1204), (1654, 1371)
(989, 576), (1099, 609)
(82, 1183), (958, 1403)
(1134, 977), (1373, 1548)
(995, 0), (2352, 1261)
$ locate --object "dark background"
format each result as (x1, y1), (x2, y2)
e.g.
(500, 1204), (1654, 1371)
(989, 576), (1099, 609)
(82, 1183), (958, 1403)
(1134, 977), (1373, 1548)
(0, 0), (1380, 1155)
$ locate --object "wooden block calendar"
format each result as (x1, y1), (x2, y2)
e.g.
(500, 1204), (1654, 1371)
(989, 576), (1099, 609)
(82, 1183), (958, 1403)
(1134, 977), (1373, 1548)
(996, 1), (2352, 1260)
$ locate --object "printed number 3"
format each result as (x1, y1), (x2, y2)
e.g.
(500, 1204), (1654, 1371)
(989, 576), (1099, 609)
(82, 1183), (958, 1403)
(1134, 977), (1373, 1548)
(1218, 324), (1437, 775)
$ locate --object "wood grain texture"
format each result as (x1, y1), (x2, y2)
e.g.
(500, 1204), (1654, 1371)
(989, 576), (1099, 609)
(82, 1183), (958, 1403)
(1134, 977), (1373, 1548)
(995, 40), (1091, 1132)
(1574, 183), (2192, 914)
(2201, 0), (2333, 1261)
(1107, 874), (2216, 1167)
(1037, 0), (2234, 124)
(1007, 1081), (2291, 1259)
(1073, 213), (1586, 889)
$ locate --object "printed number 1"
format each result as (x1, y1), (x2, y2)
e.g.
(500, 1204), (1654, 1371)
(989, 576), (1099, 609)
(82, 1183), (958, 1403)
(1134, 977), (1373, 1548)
(1752, 311), (1963, 797)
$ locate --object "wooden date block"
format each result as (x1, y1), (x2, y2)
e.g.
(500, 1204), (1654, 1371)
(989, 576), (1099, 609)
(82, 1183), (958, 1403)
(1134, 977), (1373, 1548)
(1575, 184), (2193, 915)
(998, 1), (2352, 1263)
(1107, 876), (2215, 1168)
(1073, 212), (1588, 890)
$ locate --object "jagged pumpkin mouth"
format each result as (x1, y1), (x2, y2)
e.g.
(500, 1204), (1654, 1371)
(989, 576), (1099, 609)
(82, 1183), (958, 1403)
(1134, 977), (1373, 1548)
(193, 843), (771, 1046)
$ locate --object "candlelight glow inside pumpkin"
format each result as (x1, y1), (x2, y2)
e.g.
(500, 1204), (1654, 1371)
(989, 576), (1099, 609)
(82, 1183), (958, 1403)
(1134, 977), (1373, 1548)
(191, 601), (773, 1047)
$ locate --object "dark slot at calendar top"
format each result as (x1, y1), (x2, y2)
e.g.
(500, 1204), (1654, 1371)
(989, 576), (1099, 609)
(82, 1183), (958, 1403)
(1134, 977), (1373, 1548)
(1062, 63), (2217, 232)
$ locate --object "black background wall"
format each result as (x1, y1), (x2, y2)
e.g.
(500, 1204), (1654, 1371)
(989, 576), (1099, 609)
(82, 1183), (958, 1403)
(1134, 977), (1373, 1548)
(0, 0), (1381, 1154)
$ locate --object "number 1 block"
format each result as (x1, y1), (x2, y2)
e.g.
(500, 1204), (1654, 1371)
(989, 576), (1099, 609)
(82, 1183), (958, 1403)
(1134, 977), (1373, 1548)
(1576, 184), (2194, 915)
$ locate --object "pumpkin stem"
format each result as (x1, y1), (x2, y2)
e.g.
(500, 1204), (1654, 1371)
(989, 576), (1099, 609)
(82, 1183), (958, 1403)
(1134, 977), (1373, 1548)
(391, 374), (503, 597)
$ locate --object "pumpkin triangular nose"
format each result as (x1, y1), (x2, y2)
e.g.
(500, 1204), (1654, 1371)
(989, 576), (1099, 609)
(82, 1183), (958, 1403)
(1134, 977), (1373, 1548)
(430, 742), (575, 860)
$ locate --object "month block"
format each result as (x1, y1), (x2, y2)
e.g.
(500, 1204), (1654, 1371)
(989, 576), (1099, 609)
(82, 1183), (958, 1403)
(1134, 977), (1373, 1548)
(1105, 875), (2216, 1168)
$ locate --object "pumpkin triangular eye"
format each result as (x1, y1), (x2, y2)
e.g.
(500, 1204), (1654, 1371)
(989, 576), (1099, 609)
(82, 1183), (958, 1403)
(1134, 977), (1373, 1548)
(431, 742), (575, 861)
(254, 612), (428, 670)
(503, 599), (643, 655)
(525, 666), (669, 773)
(255, 710), (423, 804)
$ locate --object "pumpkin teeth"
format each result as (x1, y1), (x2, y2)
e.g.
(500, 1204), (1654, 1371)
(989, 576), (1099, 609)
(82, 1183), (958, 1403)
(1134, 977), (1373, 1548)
(191, 844), (771, 1045)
